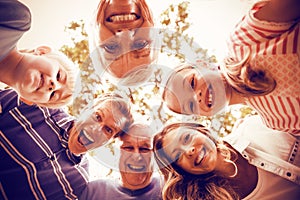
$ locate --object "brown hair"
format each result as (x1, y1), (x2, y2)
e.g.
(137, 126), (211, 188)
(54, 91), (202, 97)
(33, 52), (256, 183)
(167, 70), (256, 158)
(153, 122), (239, 200)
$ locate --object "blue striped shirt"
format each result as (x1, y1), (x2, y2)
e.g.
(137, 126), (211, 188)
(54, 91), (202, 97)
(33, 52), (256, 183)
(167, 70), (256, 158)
(0, 89), (89, 199)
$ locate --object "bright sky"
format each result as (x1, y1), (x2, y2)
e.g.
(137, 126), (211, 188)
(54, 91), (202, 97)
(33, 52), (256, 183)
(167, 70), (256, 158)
(19, 0), (253, 61)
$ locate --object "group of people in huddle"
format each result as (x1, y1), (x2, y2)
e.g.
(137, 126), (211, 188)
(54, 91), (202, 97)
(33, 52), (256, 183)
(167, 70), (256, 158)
(0, 0), (299, 199)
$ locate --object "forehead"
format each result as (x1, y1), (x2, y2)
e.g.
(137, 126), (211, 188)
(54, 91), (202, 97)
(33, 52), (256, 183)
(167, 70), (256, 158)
(164, 68), (194, 113)
(164, 89), (182, 113)
(162, 128), (182, 154)
(96, 99), (128, 126)
(166, 67), (195, 92)
(121, 126), (152, 145)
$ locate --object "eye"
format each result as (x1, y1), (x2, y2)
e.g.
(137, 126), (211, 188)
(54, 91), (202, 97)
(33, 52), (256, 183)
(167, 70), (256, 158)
(139, 147), (151, 153)
(132, 39), (149, 50)
(95, 113), (102, 122)
(102, 42), (120, 54)
(104, 125), (113, 135)
(189, 101), (194, 113)
(183, 133), (191, 144)
(56, 70), (61, 81)
(190, 75), (195, 89)
(49, 91), (55, 100)
(122, 146), (134, 152)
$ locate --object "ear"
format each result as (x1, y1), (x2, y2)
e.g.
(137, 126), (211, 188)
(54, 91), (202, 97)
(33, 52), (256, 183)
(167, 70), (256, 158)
(34, 46), (52, 55)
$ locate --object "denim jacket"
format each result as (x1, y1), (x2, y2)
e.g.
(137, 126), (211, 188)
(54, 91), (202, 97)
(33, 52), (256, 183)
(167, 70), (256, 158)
(224, 115), (300, 185)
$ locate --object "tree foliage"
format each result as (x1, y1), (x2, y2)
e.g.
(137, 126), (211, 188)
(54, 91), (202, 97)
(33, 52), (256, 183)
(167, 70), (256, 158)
(60, 1), (256, 137)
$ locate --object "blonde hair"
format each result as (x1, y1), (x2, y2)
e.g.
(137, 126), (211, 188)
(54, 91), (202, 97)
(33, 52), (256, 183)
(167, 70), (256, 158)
(222, 53), (276, 97)
(153, 122), (239, 200)
(38, 50), (77, 108)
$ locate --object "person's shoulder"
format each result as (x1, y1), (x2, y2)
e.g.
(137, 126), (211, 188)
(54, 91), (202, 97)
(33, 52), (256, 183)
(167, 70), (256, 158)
(0, 0), (31, 31)
(0, 88), (20, 113)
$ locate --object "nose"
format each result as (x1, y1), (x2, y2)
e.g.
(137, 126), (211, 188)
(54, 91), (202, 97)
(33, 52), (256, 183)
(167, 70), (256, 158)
(48, 79), (61, 91)
(132, 152), (143, 161)
(194, 88), (203, 103)
(48, 80), (54, 91)
(185, 146), (195, 157)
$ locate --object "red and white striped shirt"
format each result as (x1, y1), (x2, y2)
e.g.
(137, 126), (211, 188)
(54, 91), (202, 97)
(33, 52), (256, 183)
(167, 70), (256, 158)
(227, 1), (300, 135)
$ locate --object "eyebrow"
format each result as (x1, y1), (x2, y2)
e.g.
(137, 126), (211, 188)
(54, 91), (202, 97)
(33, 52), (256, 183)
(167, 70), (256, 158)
(50, 70), (69, 101)
(140, 142), (152, 148)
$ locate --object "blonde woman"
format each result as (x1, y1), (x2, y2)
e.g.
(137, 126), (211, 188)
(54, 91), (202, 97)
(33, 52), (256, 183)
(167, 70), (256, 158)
(162, 0), (300, 135)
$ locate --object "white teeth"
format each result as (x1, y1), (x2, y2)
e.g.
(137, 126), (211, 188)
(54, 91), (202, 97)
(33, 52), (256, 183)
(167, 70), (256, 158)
(207, 86), (213, 107)
(82, 130), (94, 142)
(128, 164), (145, 171)
(195, 149), (205, 165)
(110, 14), (137, 22)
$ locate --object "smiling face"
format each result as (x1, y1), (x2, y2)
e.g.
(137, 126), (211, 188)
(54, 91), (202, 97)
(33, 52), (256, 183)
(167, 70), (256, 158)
(97, 0), (153, 41)
(68, 99), (132, 155)
(90, 0), (156, 82)
(163, 64), (229, 116)
(162, 126), (218, 175)
(15, 54), (71, 105)
(99, 27), (157, 79)
(118, 124), (153, 190)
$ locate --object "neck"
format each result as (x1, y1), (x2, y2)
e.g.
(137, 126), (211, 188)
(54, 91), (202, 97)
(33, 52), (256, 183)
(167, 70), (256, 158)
(215, 153), (237, 177)
(0, 49), (24, 87)
(227, 84), (246, 105)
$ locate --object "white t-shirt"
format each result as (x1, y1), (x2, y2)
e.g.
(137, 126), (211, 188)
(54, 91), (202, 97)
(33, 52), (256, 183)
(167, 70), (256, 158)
(243, 168), (300, 200)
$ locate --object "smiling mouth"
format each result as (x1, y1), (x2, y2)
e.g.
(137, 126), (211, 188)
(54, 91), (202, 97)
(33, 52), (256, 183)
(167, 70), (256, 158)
(78, 130), (94, 146)
(205, 84), (214, 108)
(194, 148), (206, 166)
(127, 164), (146, 172)
(107, 13), (140, 23)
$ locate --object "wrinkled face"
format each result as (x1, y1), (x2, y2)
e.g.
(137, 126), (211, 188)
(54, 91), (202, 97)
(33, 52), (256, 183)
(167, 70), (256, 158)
(119, 125), (153, 190)
(163, 127), (218, 175)
(68, 100), (128, 155)
(16, 55), (70, 105)
(94, 0), (156, 80)
(164, 66), (228, 116)
(99, 28), (156, 78)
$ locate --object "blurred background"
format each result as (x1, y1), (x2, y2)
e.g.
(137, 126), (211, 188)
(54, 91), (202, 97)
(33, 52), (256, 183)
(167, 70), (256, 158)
(9, 0), (257, 180)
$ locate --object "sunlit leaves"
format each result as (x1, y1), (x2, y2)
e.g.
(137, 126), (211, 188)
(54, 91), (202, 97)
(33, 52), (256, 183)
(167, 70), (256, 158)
(61, 1), (256, 137)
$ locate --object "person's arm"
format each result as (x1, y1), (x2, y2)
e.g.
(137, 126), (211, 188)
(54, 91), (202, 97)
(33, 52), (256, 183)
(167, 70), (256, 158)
(255, 0), (300, 22)
(0, 0), (31, 31)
